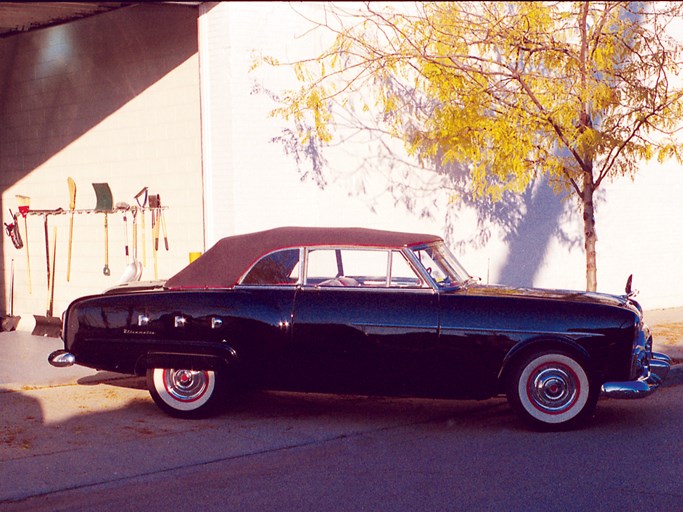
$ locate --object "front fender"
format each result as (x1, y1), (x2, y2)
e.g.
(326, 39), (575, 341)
(497, 337), (593, 387)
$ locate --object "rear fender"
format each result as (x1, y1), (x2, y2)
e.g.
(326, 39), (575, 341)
(134, 345), (237, 375)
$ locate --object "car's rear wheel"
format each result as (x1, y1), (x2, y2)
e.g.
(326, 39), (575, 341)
(506, 350), (598, 430)
(146, 367), (222, 418)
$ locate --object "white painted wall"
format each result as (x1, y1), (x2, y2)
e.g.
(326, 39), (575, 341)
(3, 1), (676, 322)
(199, 2), (683, 309)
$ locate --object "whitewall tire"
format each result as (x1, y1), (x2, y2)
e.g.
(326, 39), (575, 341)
(147, 367), (221, 418)
(507, 350), (598, 429)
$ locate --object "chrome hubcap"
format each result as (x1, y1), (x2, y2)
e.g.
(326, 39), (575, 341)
(528, 365), (578, 414)
(164, 369), (209, 403)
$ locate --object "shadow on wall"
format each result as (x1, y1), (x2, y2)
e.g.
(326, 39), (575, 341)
(496, 177), (568, 287)
(266, 114), (581, 288)
(0, 4), (198, 314)
(430, 160), (578, 288)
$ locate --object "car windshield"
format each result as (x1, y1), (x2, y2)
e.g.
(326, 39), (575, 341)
(408, 242), (472, 289)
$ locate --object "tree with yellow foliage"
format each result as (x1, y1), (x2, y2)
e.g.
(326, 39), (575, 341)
(263, 2), (683, 291)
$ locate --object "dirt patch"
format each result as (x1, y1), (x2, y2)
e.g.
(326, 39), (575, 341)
(0, 380), (220, 463)
(651, 322), (683, 345)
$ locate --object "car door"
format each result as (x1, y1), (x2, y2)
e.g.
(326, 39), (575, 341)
(430, 292), (517, 398)
(233, 248), (301, 387)
(287, 248), (439, 394)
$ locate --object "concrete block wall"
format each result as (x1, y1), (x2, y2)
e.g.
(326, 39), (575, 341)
(0, 4), (204, 322)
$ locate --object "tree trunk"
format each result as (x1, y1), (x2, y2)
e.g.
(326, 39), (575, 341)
(582, 170), (598, 292)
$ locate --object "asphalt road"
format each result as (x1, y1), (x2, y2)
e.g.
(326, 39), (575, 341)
(1, 375), (682, 512)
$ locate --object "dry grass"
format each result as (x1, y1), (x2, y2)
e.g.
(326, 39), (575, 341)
(651, 322), (683, 345)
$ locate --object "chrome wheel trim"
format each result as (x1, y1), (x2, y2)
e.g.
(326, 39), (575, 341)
(517, 354), (589, 424)
(153, 368), (216, 412)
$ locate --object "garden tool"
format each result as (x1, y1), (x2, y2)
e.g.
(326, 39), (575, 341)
(158, 196), (169, 251)
(132, 207), (143, 280)
(4, 210), (23, 249)
(120, 206), (143, 283)
(102, 213), (110, 276)
(116, 202), (130, 260)
(135, 187), (148, 267)
(93, 183), (113, 276)
(16, 195), (31, 294)
(33, 222), (61, 337)
(149, 193), (160, 279)
(34, 208), (63, 290)
(67, 177), (76, 281)
(1, 259), (21, 332)
(43, 212), (51, 290)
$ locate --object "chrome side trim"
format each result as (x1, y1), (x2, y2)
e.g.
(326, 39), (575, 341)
(354, 324), (436, 336)
(237, 284), (435, 294)
(440, 326), (602, 340)
(48, 350), (76, 368)
(602, 352), (671, 399)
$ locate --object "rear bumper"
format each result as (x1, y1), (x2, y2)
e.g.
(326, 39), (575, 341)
(601, 352), (671, 399)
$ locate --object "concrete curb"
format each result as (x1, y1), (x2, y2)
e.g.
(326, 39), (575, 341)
(664, 364), (683, 388)
(657, 345), (683, 364)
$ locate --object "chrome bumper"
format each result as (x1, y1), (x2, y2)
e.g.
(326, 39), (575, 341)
(48, 349), (76, 368)
(601, 352), (671, 399)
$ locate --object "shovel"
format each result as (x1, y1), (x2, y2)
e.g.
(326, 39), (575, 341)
(120, 206), (143, 283)
(32, 224), (61, 337)
(93, 183), (113, 276)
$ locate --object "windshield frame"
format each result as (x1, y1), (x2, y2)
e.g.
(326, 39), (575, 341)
(405, 241), (472, 291)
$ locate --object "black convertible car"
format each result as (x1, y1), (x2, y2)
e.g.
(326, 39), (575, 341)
(49, 227), (670, 429)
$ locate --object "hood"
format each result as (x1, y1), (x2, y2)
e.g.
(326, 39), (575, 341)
(460, 283), (640, 313)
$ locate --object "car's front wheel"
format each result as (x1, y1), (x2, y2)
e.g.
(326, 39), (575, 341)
(506, 350), (598, 430)
(146, 367), (222, 418)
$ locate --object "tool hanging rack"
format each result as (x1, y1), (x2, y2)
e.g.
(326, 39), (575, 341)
(24, 207), (168, 216)
(22, 206), (169, 281)
(12, 181), (171, 286)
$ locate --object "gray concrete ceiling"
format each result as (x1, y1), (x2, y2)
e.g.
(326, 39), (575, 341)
(0, 2), (137, 38)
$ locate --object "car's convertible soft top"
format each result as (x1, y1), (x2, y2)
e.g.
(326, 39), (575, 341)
(165, 226), (442, 290)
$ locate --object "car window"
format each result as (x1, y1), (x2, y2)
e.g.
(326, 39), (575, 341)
(241, 248), (300, 285)
(305, 249), (341, 281)
(409, 242), (469, 288)
(305, 248), (425, 288)
(390, 251), (425, 288)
